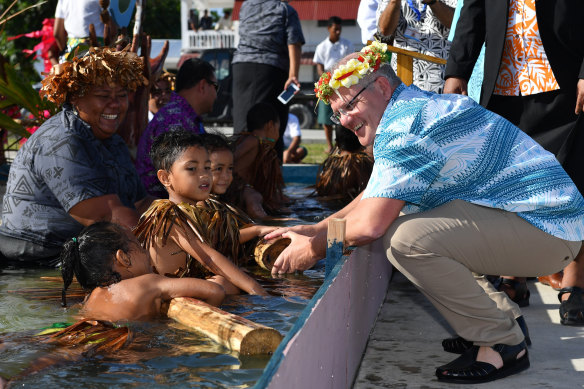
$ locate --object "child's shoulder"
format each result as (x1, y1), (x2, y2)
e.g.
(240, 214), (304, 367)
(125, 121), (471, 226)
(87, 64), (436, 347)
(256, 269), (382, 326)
(135, 199), (208, 248)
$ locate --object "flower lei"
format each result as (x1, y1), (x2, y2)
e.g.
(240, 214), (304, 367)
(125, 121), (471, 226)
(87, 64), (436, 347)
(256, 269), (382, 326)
(314, 41), (392, 105)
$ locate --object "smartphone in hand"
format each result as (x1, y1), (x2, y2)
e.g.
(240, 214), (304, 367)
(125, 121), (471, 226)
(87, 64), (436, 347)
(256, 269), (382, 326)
(277, 83), (300, 104)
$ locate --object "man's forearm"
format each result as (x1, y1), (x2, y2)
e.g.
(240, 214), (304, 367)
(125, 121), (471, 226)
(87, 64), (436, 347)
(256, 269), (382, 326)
(425, 0), (454, 28)
(378, 0), (401, 37)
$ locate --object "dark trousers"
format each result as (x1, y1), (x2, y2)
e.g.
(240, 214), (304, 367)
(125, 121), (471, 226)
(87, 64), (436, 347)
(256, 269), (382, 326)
(232, 62), (289, 159)
(487, 90), (584, 194)
(0, 233), (61, 265)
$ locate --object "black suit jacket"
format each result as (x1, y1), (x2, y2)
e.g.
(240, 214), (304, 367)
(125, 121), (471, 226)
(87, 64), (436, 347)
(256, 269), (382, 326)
(444, 0), (584, 106)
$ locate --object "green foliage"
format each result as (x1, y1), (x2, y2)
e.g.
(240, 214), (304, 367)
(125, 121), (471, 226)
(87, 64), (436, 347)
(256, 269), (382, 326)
(0, 58), (57, 138)
(140, 0), (181, 39)
(0, 0), (58, 82)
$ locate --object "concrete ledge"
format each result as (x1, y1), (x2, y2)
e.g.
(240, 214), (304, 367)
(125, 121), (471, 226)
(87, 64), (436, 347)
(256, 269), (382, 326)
(257, 239), (392, 388)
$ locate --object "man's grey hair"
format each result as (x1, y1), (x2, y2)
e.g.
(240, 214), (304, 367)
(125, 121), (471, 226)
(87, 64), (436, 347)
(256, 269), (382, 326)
(329, 52), (401, 90)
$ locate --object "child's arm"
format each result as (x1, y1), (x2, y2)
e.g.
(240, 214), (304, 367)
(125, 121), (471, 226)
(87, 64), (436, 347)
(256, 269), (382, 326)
(155, 275), (225, 307)
(239, 225), (278, 243)
(172, 226), (268, 296)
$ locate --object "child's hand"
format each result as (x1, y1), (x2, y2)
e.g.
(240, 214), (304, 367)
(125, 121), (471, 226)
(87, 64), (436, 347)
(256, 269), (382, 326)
(257, 225), (279, 237)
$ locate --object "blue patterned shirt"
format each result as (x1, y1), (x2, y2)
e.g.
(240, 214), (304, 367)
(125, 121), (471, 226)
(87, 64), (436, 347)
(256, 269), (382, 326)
(362, 84), (584, 241)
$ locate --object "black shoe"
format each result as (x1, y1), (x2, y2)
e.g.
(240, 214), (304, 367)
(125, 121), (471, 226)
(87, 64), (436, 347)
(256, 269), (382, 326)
(498, 277), (530, 307)
(442, 316), (531, 354)
(559, 286), (584, 326)
(436, 341), (529, 384)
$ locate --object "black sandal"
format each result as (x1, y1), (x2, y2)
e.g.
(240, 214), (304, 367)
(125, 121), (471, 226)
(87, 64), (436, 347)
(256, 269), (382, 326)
(442, 316), (532, 354)
(497, 278), (530, 307)
(558, 286), (584, 326)
(436, 341), (529, 383)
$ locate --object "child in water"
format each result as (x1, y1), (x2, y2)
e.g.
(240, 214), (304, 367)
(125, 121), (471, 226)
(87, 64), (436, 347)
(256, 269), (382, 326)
(134, 130), (267, 296)
(233, 102), (288, 215)
(199, 133), (277, 265)
(60, 221), (224, 322)
(314, 125), (374, 205)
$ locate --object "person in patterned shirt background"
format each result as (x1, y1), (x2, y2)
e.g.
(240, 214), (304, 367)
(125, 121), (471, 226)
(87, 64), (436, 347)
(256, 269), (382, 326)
(265, 45), (584, 383)
(376, 0), (456, 93)
(444, 0), (584, 327)
(135, 58), (218, 198)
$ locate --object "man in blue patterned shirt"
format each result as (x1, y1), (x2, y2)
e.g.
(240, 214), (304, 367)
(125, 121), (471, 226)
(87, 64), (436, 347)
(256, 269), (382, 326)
(266, 48), (584, 383)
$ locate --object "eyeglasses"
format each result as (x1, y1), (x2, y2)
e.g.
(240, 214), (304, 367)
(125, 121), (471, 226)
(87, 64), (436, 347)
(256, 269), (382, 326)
(206, 79), (219, 92)
(330, 82), (372, 125)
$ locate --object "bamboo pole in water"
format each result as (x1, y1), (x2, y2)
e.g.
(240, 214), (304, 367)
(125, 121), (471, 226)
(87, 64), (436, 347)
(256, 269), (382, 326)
(167, 297), (283, 355)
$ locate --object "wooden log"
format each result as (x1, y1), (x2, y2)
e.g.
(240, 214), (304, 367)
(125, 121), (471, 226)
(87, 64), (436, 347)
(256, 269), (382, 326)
(326, 218), (346, 277)
(167, 297), (283, 355)
(254, 237), (291, 271)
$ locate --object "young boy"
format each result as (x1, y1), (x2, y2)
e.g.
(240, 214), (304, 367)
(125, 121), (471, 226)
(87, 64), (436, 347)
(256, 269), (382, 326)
(134, 130), (267, 296)
(233, 102), (288, 215)
(313, 16), (354, 153)
(283, 113), (307, 163)
(199, 133), (277, 265)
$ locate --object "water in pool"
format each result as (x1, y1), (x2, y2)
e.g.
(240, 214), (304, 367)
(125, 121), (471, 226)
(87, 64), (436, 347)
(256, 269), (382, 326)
(0, 184), (339, 388)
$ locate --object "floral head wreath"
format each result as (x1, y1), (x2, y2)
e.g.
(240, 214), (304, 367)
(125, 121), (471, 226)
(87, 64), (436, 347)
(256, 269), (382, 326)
(40, 46), (149, 106)
(314, 41), (392, 105)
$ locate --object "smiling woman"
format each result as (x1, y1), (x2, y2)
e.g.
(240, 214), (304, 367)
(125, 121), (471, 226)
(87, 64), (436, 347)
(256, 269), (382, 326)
(0, 47), (153, 266)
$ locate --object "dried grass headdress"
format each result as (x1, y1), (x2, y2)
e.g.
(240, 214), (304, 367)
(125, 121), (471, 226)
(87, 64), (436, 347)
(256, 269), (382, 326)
(40, 46), (148, 106)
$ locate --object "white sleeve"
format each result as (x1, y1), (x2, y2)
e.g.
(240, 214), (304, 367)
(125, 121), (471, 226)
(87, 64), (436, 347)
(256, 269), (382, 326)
(357, 0), (380, 44)
(55, 0), (65, 18)
(313, 41), (325, 65)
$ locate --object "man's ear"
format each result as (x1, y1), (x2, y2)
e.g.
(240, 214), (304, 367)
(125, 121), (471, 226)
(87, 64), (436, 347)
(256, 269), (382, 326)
(157, 169), (171, 188)
(115, 249), (131, 267)
(375, 76), (394, 100)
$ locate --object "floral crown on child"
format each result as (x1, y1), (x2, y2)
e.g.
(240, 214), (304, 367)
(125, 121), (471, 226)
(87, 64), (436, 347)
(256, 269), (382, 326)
(314, 41), (392, 105)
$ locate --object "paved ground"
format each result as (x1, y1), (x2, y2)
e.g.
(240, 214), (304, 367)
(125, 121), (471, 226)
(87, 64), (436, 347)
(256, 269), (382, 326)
(354, 272), (584, 388)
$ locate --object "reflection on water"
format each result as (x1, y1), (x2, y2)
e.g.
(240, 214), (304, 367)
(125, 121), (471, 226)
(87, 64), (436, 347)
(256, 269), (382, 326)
(0, 185), (338, 388)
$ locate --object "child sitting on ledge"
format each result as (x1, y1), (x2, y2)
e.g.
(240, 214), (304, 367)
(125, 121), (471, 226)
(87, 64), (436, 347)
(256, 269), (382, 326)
(314, 125), (374, 205)
(232, 102), (289, 215)
(60, 221), (224, 321)
(134, 130), (267, 296)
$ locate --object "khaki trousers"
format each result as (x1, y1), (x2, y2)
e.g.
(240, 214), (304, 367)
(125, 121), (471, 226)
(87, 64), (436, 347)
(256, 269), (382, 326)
(384, 200), (581, 346)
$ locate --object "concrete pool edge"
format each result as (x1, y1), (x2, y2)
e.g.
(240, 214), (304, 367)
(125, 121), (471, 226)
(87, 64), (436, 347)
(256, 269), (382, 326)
(256, 239), (392, 388)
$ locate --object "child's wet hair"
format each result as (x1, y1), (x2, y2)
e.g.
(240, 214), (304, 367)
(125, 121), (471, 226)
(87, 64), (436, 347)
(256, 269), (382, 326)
(202, 132), (233, 153)
(150, 129), (206, 171)
(335, 125), (363, 152)
(60, 222), (131, 307)
(246, 102), (279, 132)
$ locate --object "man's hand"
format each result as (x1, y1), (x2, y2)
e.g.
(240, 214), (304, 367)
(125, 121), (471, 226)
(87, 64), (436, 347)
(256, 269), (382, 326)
(443, 77), (468, 95)
(264, 224), (317, 241)
(576, 79), (584, 114)
(271, 231), (320, 275)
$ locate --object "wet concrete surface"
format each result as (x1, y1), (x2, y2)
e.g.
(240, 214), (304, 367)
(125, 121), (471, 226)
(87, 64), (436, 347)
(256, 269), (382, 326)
(354, 272), (584, 388)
